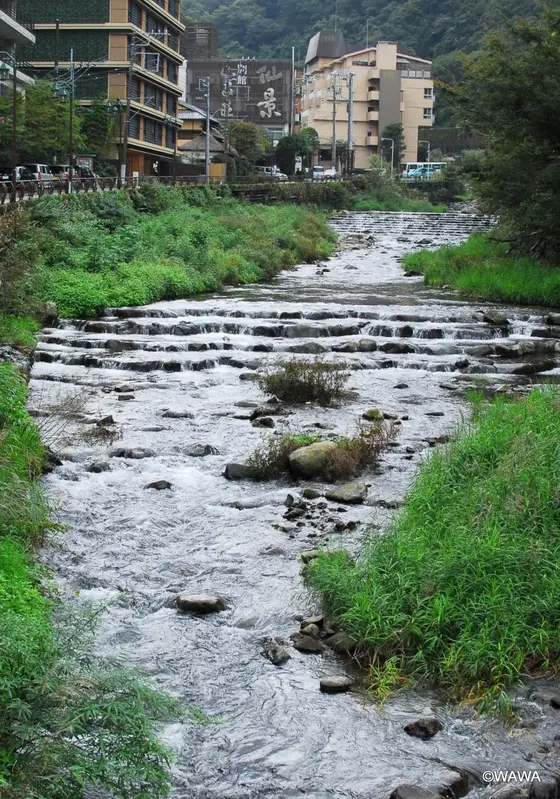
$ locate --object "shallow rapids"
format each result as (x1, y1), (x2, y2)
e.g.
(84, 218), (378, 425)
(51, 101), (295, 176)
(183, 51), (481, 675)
(32, 211), (560, 799)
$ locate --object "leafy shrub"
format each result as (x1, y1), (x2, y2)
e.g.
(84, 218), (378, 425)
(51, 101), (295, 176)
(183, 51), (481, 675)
(258, 358), (350, 405)
(323, 421), (398, 480)
(245, 432), (321, 479)
(0, 208), (41, 315)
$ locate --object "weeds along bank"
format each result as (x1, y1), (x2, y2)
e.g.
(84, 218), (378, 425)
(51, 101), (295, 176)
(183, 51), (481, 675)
(306, 388), (560, 710)
(0, 184), (336, 320)
(404, 234), (560, 307)
(0, 362), (190, 797)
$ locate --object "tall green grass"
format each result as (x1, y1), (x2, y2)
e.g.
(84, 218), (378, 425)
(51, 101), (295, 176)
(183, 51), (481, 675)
(354, 194), (446, 213)
(307, 388), (560, 708)
(28, 189), (335, 317)
(0, 314), (39, 349)
(405, 234), (560, 306)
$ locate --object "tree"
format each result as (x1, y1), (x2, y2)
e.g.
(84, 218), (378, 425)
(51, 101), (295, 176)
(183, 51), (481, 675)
(275, 135), (298, 175)
(451, 6), (560, 258)
(295, 127), (319, 157)
(77, 97), (117, 159)
(0, 80), (83, 164)
(381, 122), (406, 169)
(229, 121), (268, 164)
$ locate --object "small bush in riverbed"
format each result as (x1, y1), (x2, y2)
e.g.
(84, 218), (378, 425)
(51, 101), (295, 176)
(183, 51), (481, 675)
(307, 388), (560, 710)
(323, 421), (398, 480)
(245, 432), (321, 479)
(245, 422), (396, 481)
(258, 358), (350, 405)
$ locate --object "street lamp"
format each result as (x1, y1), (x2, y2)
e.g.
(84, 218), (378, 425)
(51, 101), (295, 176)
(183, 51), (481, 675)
(0, 50), (18, 204)
(381, 136), (395, 178)
(52, 48), (75, 193)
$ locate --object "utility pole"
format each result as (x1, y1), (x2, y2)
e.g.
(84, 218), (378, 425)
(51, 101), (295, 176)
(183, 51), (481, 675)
(68, 48), (75, 193)
(331, 81), (337, 168)
(54, 19), (60, 69)
(204, 77), (210, 184)
(347, 71), (354, 176)
(419, 139), (431, 172)
(121, 33), (139, 183)
(289, 46), (295, 136)
(11, 47), (17, 204)
(222, 69), (232, 181)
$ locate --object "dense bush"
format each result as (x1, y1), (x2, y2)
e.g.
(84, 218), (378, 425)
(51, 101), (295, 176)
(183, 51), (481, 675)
(405, 234), (560, 307)
(307, 388), (560, 710)
(258, 358), (350, 405)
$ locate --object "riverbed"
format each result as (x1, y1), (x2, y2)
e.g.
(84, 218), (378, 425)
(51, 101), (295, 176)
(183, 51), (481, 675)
(31, 211), (560, 799)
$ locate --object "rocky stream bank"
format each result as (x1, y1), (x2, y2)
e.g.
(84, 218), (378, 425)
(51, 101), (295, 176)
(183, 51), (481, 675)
(30, 211), (560, 799)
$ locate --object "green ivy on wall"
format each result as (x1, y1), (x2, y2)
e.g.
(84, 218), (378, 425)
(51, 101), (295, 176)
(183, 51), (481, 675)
(20, 0), (110, 24)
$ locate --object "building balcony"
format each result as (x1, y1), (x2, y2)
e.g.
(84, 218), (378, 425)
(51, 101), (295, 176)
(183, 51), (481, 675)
(368, 89), (379, 102)
(368, 68), (380, 80)
(0, 0), (35, 45)
(367, 110), (379, 122)
(366, 133), (379, 146)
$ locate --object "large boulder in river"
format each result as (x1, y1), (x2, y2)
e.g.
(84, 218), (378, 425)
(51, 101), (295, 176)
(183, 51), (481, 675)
(176, 594), (227, 614)
(288, 441), (337, 480)
(326, 481), (368, 504)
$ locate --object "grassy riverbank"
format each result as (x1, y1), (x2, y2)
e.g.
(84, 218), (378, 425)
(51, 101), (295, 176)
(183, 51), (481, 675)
(354, 194), (446, 213)
(306, 388), (560, 709)
(0, 362), (186, 797)
(1, 186), (335, 320)
(405, 235), (560, 306)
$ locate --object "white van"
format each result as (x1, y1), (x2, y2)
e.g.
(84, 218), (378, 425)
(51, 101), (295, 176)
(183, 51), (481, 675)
(24, 163), (54, 182)
(254, 166), (288, 181)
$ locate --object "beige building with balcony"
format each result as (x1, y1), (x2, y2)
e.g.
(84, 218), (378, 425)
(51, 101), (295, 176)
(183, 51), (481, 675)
(301, 31), (434, 170)
(21, 0), (184, 175)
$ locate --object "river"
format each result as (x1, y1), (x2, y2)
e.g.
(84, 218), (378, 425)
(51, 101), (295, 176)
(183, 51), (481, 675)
(31, 211), (560, 799)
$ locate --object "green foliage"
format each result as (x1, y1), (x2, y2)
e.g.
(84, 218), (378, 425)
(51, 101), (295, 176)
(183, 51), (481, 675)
(0, 315), (39, 348)
(181, 0), (537, 60)
(76, 97), (117, 159)
(405, 234), (560, 307)
(258, 358), (350, 405)
(296, 128), (319, 158)
(349, 166), (448, 211)
(381, 123), (406, 168)
(245, 432), (321, 479)
(0, 80), (84, 164)
(0, 188), (333, 318)
(229, 121), (267, 163)
(307, 387), (560, 707)
(275, 135), (298, 176)
(451, 7), (560, 259)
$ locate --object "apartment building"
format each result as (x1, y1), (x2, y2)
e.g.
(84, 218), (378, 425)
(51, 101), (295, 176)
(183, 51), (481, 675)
(301, 31), (434, 170)
(20, 0), (185, 175)
(0, 0), (35, 93)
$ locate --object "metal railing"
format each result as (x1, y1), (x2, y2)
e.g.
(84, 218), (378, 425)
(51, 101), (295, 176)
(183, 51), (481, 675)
(0, 173), (348, 204)
(0, 0), (35, 32)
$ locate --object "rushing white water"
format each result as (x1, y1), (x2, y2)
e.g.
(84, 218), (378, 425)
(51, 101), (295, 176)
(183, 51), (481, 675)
(32, 212), (560, 799)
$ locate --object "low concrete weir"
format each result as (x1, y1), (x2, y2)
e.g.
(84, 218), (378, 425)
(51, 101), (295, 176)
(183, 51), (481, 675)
(32, 212), (560, 799)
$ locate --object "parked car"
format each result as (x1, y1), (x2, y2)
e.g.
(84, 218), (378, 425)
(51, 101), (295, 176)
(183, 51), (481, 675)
(323, 167), (341, 180)
(52, 164), (97, 182)
(254, 166), (288, 181)
(0, 165), (35, 182)
(24, 163), (54, 182)
(312, 165), (325, 180)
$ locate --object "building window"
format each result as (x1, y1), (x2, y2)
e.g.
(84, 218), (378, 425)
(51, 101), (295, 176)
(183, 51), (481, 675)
(130, 76), (141, 101)
(423, 107), (433, 119)
(166, 94), (177, 115)
(424, 87), (433, 99)
(167, 62), (177, 84)
(166, 125), (175, 149)
(144, 118), (156, 143)
(168, 32), (178, 52)
(128, 2), (141, 26)
(144, 52), (163, 75)
(128, 115), (140, 139)
(168, 0), (178, 16)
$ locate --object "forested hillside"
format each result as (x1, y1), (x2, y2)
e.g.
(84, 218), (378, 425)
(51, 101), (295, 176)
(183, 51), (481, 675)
(181, 0), (538, 60)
